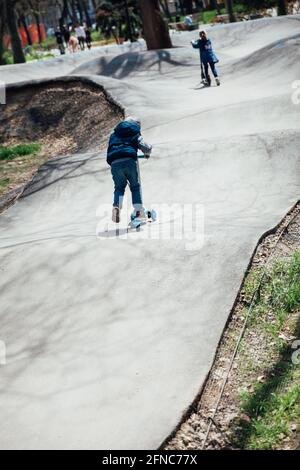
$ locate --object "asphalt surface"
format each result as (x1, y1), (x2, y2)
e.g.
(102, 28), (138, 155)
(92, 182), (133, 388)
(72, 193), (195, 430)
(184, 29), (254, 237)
(0, 16), (300, 449)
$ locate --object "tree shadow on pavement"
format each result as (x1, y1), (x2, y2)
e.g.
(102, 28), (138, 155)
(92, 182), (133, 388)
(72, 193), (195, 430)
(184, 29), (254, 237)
(21, 152), (107, 199)
(77, 50), (193, 79)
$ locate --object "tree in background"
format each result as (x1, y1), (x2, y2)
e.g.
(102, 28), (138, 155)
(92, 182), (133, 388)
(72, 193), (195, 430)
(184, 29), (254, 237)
(277, 0), (287, 15)
(225, 0), (236, 21)
(96, 1), (141, 42)
(17, 0), (33, 46)
(183, 0), (193, 13)
(139, 0), (172, 50)
(240, 0), (287, 15)
(158, 0), (171, 19)
(0, 0), (6, 64)
(28, 0), (43, 43)
(76, 0), (92, 27)
(5, 0), (26, 63)
(58, 0), (71, 28)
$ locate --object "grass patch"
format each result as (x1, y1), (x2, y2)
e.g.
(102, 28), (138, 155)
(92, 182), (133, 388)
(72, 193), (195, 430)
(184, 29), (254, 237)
(0, 143), (41, 161)
(232, 252), (300, 449)
(0, 178), (10, 188)
(203, 8), (226, 24)
(2, 49), (14, 65)
(243, 252), (300, 335)
(91, 30), (104, 42)
(235, 339), (300, 449)
(32, 37), (57, 51)
(0, 143), (43, 198)
(24, 46), (55, 62)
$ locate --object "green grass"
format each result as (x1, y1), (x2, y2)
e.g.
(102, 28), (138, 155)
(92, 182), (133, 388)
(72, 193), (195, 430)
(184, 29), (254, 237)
(0, 142), (44, 197)
(0, 143), (41, 161)
(29, 37), (57, 52)
(26, 52), (55, 62)
(0, 178), (10, 188)
(2, 47), (54, 65)
(236, 348), (300, 449)
(232, 252), (300, 449)
(37, 37), (57, 51)
(203, 8), (226, 24)
(24, 46), (55, 61)
(91, 30), (103, 42)
(242, 252), (300, 335)
(2, 49), (14, 65)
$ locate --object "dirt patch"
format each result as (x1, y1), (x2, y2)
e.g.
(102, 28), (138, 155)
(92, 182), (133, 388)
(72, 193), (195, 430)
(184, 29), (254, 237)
(0, 80), (123, 155)
(0, 79), (123, 210)
(164, 202), (300, 451)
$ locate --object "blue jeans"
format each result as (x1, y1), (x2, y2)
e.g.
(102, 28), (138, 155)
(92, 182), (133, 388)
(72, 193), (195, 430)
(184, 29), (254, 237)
(111, 159), (143, 209)
(204, 61), (218, 80)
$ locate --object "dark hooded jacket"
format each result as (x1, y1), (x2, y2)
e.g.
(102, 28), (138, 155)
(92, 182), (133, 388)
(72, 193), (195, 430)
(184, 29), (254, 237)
(107, 120), (141, 166)
(192, 38), (219, 65)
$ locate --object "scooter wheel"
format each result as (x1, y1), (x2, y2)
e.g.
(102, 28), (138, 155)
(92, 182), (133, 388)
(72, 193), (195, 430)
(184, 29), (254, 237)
(150, 210), (157, 221)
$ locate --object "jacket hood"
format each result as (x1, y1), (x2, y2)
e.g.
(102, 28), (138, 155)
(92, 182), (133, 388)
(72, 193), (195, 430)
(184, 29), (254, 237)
(114, 120), (141, 138)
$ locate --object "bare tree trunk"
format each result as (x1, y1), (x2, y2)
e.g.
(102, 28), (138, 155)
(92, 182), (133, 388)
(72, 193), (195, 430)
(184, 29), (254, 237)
(164, 0), (171, 18)
(34, 13), (42, 43)
(5, 0), (26, 63)
(158, 0), (171, 19)
(76, 0), (84, 23)
(210, 0), (221, 14)
(19, 14), (32, 45)
(225, 0), (236, 22)
(60, 0), (70, 27)
(70, 0), (78, 24)
(139, 0), (172, 50)
(277, 0), (287, 15)
(178, 0), (185, 15)
(124, 0), (133, 42)
(183, 0), (193, 14)
(0, 0), (6, 65)
(82, 0), (92, 27)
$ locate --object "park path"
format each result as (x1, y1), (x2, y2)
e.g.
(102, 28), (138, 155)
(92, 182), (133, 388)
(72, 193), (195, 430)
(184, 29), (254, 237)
(0, 16), (299, 449)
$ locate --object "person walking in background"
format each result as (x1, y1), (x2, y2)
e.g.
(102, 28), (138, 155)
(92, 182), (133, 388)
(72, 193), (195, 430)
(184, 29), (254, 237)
(85, 27), (92, 50)
(55, 26), (65, 55)
(191, 29), (220, 86)
(75, 24), (86, 51)
(62, 24), (70, 48)
(68, 35), (79, 53)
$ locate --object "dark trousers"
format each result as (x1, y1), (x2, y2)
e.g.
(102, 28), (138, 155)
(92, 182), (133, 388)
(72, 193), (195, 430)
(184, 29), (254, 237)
(78, 37), (85, 50)
(204, 61), (218, 82)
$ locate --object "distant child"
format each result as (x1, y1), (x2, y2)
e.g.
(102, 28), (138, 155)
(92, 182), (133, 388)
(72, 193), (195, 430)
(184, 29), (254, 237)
(106, 117), (152, 223)
(68, 35), (79, 53)
(75, 24), (86, 51)
(191, 29), (220, 86)
(55, 27), (65, 55)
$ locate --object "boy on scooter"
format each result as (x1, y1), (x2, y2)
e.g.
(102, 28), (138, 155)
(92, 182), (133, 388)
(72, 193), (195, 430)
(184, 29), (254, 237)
(107, 117), (152, 223)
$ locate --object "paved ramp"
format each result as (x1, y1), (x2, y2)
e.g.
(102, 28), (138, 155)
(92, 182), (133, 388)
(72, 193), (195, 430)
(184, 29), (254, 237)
(0, 16), (300, 449)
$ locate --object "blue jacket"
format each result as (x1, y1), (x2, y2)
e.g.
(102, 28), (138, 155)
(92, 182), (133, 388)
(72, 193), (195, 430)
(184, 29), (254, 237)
(107, 120), (141, 166)
(192, 38), (219, 65)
